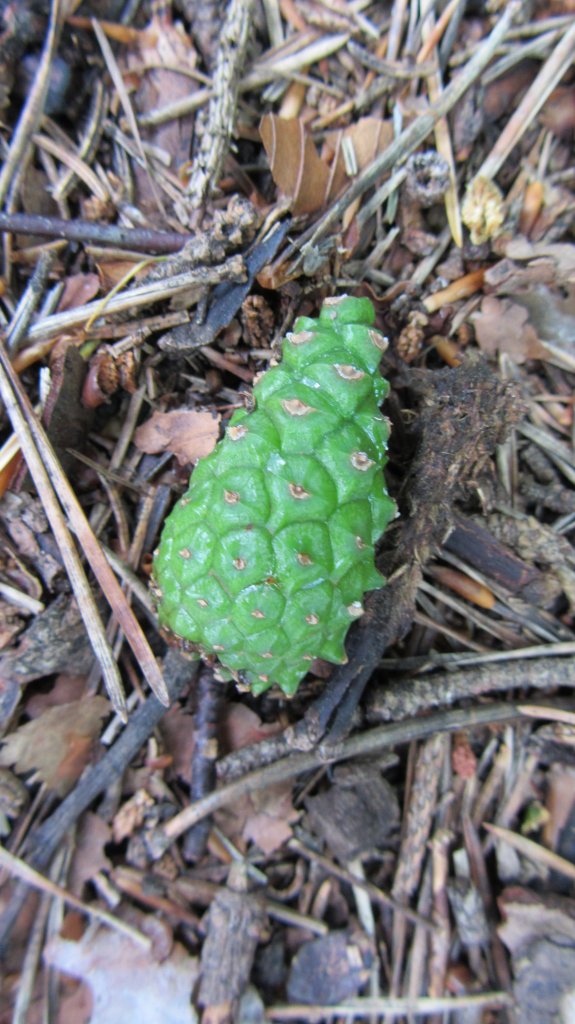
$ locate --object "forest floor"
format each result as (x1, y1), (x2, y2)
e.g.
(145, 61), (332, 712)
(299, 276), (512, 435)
(1, 1), (575, 1022)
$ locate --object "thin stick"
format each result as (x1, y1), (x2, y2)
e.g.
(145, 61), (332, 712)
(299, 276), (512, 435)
(419, 10), (463, 247)
(266, 992), (513, 1020)
(22, 255), (245, 345)
(0, 845), (151, 949)
(416, 0), (461, 63)
(300, 2), (520, 258)
(477, 20), (575, 181)
(518, 704), (575, 725)
(288, 839), (434, 931)
(156, 703), (524, 851)
(0, 339), (169, 711)
(0, 343), (128, 717)
(484, 823), (575, 883)
(0, 0), (63, 205)
(0, 212), (189, 254)
(91, 16), (165, 217)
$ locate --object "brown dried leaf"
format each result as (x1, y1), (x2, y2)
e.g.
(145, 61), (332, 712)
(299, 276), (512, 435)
(134, 409), (220, 466)
(26, 674), (88, 719)
(222, 702), (284, 752)
(259, 115), (393, 219)
(159, 703), (196, 784)
(56, 273), (100, 312)
(216, 776), (299, 857)
(452, 732), (477, 779)
(472, 296), (548, 363)
(242, 783), (300, 856)
(69, 812), (112, 895)
(259, 114), (331, 216)
(96, 259), (149, 291)
(484, 64), (536, 121)
(541, 86), (575, 137)
(323, 117), (393, 192)
(0, 696), (109, 796)
(213, 705), (290, 853)
(214, 704), (296, 856)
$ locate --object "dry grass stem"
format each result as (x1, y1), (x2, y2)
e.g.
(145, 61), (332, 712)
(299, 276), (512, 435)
(478, 20), (575, 181)
(0, 342), (168, 711)
(484, 823), (575, 883)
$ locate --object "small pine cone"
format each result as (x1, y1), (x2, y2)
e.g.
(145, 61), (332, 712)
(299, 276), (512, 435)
(153, 297), (396, 697)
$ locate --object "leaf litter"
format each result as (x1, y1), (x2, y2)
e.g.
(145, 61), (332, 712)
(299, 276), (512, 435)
(0, 2), (574, 1023)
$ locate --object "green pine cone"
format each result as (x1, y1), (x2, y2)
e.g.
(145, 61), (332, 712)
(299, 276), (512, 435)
(153, 295), (396, 696)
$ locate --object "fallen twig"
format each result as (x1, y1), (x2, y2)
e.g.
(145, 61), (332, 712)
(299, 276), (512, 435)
(0, 212), (189, 253)
(154, 702), (527, 854)
(0, 653), (196, 953)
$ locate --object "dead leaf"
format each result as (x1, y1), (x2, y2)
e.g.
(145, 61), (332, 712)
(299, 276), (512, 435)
(0, 696), (109, 796)
(96, 259), (150, 292)
(44, 921), (199, 1024)
(159, 703), (196, 784)
(484, 63), (536, 121)
(26, 674), (88, 719)
(134, 409), (220, 465)
(324, 117), (394, 232)
(260, 114), (331, 216)
(242, 784), (300, 856)
(451, 733), (477, 779)
(221, 703), (284, 753)
(323, 116), (393, 195)
(541, 86), (575, 137)
(471, 296), (549, 363)
(216, 779), (299, 857)
(259, 115), (393, 219)
(213, 706), (294, 853)
(69, 812), (112, 896)
(56, 273), (100, 312)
